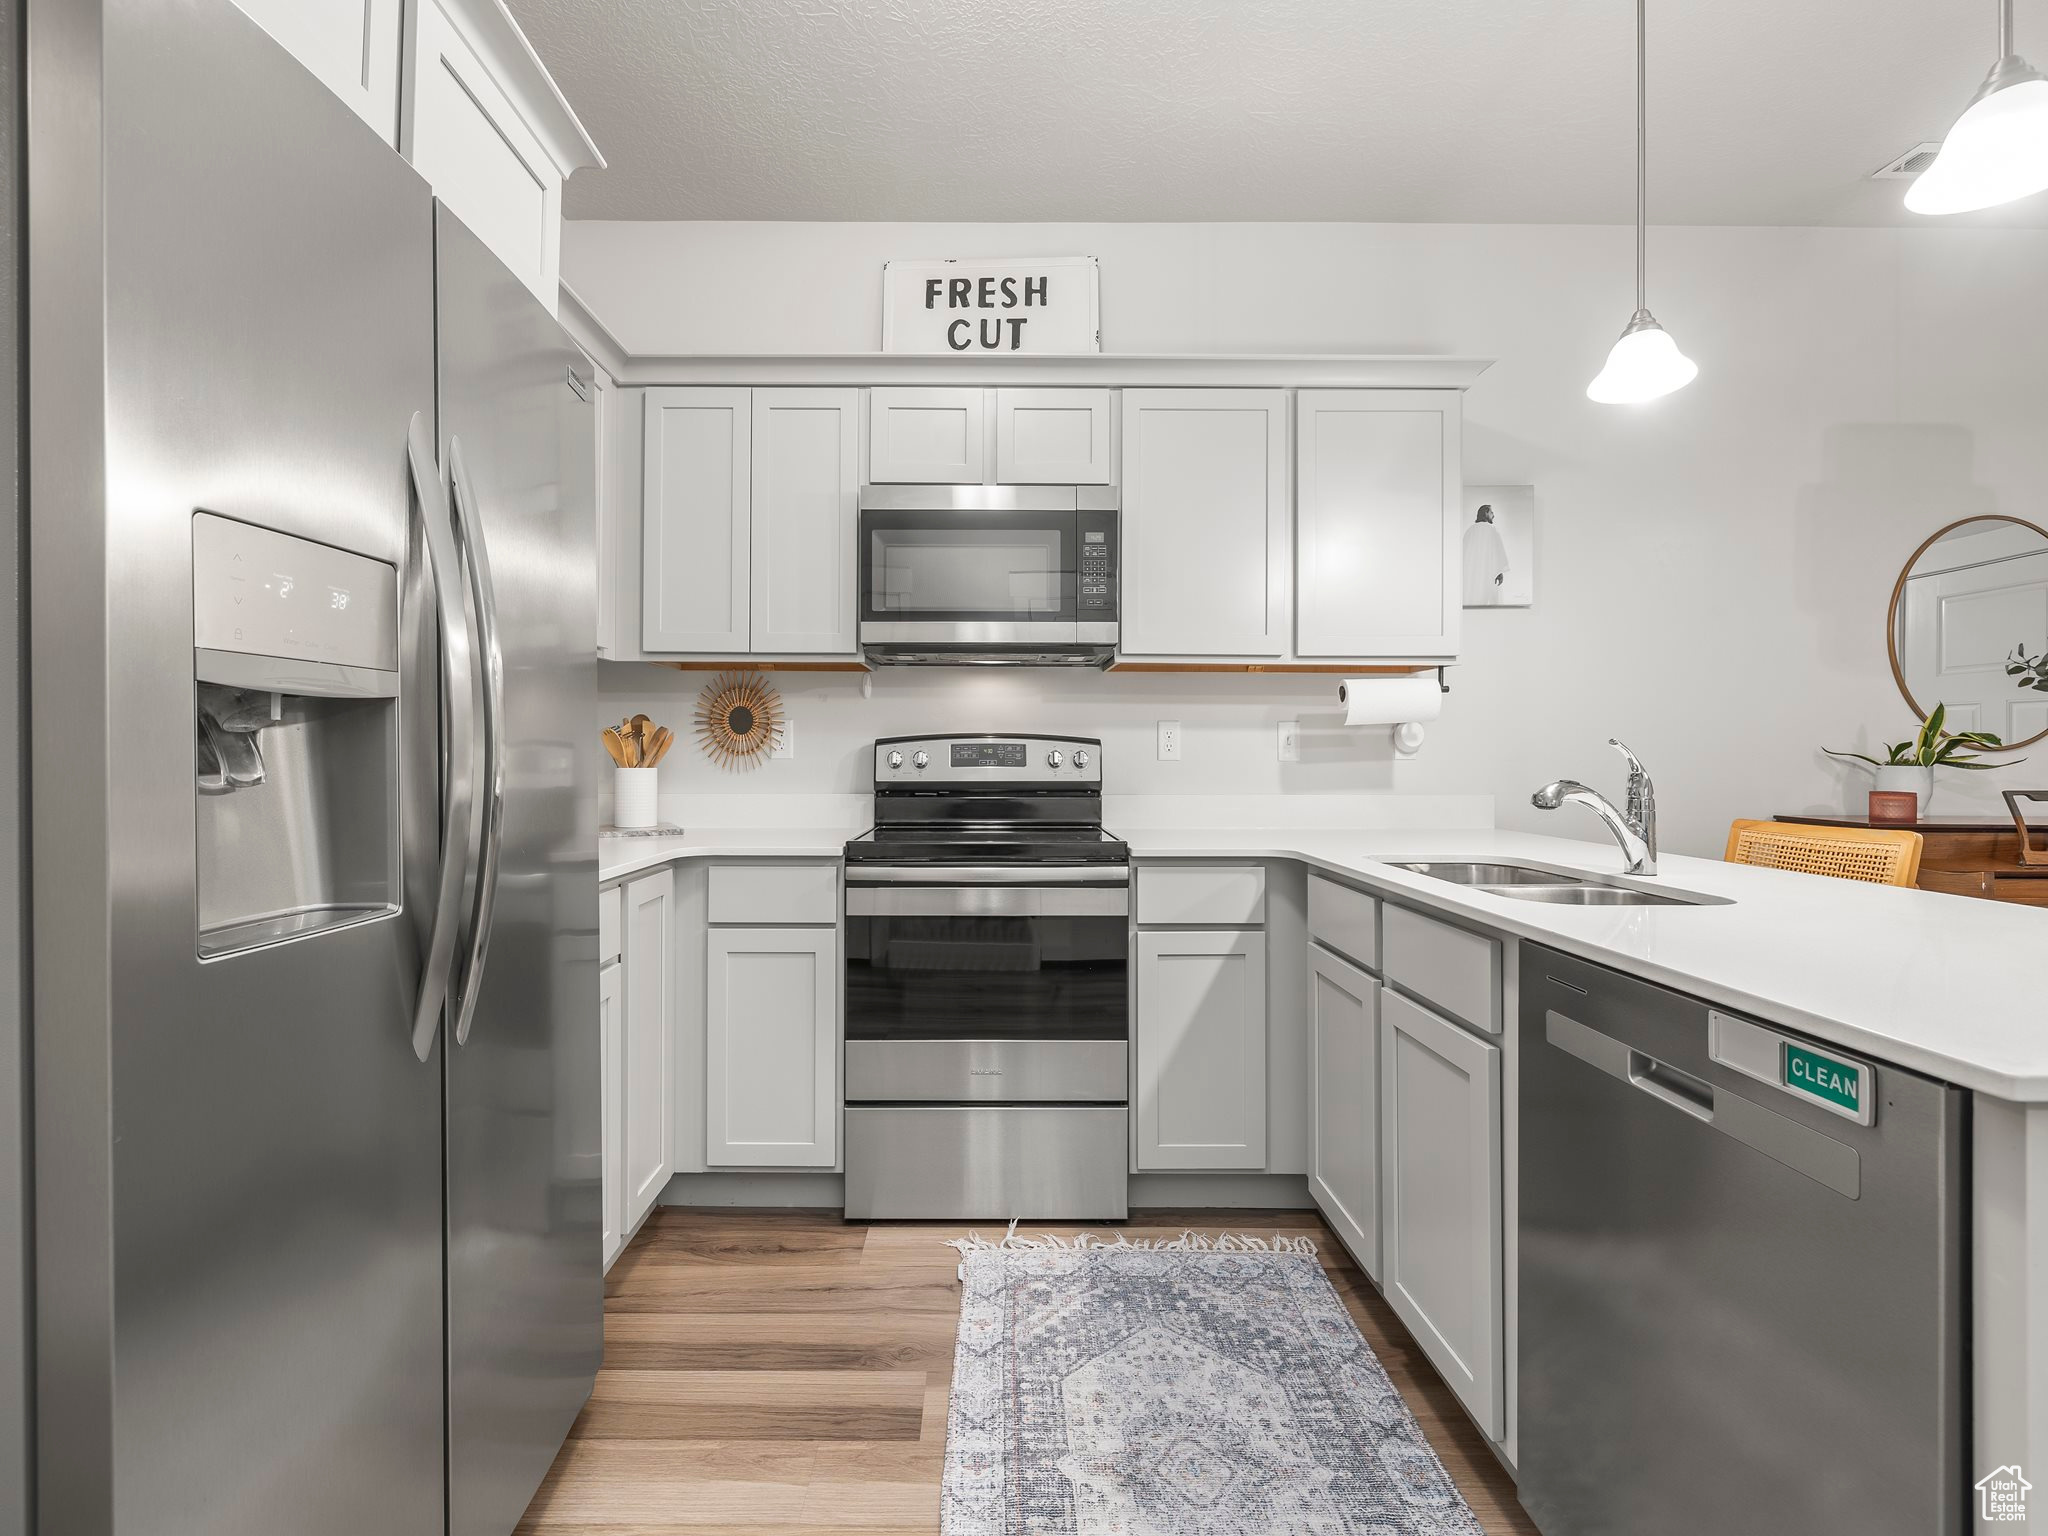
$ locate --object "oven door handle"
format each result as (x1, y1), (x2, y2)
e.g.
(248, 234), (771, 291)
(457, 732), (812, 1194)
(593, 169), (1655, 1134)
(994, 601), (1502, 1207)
(847, 885), (1128, 918)
(846, 865), (1128, 886)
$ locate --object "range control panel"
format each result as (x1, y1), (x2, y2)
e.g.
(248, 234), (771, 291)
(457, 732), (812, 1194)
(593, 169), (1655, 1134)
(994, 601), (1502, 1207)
(874, 735), (1102, 785)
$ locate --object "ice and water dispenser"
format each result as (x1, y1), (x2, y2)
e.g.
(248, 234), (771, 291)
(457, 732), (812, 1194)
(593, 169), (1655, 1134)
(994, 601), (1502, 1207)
(191, 512), (401, 958)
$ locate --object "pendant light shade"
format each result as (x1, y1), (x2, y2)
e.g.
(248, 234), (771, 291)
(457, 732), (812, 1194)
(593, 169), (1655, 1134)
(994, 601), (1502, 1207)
(1587, 0), (1696, 404)
(1906, 36), (2048, 215)
(1588, 312), (1699, 404)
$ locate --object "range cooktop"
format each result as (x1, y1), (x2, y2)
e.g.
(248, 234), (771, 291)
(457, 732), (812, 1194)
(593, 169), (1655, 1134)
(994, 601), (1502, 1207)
(848, 734), (1126, 867)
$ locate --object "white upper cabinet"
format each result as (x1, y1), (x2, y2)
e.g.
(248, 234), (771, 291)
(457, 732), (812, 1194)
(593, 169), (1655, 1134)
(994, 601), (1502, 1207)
(642, 388), (751, 653)
(869, 387), (987, 483)
(230, 0), (404, 144)
(750, 390), (860, 654)
(1120, 389), (1289, 658)
(995, 388), (1112, 485)
(401, 0), (603, 311)
(1296, 389), (1462, 658)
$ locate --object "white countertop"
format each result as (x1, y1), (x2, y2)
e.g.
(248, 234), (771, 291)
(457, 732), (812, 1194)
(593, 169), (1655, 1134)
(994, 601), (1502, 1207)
(599, 819), (2048, 1102)
(1121, 827), (2048, 1104)
(599, 827), (859, 883)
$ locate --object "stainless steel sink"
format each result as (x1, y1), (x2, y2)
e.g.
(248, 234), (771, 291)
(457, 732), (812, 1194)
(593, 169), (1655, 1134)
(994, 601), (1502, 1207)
(1389, 862), (1583, 886)
(1489, 884), (1703, 907)
(1388, 860), (1729, 907)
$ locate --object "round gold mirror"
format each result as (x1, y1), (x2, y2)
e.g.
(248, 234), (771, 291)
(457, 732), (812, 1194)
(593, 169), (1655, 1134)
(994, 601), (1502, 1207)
(1887, 515), (2048, 750)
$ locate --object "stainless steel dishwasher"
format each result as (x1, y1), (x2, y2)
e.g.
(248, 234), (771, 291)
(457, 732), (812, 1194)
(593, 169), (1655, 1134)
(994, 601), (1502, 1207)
(1518, 945), (1965, 1536)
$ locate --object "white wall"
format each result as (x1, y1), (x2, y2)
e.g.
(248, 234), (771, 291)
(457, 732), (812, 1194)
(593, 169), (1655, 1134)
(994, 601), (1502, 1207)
(570, 220), (2048, 856)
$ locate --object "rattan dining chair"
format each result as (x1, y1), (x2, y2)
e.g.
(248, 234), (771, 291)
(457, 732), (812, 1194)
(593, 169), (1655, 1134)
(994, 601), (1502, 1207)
(1724, 819), (1923, 888)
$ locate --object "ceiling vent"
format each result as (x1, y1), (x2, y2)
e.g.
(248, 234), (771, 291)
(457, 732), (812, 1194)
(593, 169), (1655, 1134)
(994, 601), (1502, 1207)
(1873, 143), (1944, 179)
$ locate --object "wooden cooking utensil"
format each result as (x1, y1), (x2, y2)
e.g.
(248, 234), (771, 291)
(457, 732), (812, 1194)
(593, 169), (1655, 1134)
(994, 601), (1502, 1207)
(601, 726), (629, 767)
(645, 726), (673, 766)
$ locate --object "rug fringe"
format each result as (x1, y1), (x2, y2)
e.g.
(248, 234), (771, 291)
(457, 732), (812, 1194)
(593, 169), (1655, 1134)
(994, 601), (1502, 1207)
(946, 1218), (1317, 1258)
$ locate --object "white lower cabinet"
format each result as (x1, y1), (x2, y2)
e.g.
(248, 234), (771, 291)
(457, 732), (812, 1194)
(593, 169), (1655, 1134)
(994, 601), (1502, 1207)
(706, 926), (839, 1167)
(1380, 986), (1504, 1439)
(622, 869), (675, 1230)
(1135, 929), (1268, 1170)
(1308, 943), (1380, 1278)
(598, 957), (624, 1270)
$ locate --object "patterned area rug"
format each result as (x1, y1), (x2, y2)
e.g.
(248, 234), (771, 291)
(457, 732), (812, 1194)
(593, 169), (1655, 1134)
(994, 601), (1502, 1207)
(941, 1231), (1486, 1536)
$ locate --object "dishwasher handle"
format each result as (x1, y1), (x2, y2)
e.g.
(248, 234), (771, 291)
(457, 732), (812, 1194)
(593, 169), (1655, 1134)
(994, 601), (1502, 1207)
(1628, 1051), (1714, 1122)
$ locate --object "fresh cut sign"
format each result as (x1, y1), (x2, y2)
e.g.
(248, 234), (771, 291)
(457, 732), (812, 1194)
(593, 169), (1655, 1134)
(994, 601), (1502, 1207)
(882, 256), (1100, 354)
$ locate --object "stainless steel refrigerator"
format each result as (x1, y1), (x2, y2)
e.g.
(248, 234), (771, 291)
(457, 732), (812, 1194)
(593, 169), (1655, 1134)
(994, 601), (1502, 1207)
(27, 3), (600, 1533)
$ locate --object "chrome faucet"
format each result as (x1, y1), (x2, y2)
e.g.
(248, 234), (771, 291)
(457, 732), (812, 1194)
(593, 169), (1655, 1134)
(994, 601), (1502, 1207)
(1532, 739), (1658, 876)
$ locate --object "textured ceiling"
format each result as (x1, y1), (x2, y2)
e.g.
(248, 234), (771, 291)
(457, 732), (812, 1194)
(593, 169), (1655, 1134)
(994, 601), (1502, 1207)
(505, 0), (2048, 226)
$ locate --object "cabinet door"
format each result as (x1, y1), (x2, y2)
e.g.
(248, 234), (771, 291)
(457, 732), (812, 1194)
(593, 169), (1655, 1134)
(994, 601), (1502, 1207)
(1309, 944), (1380, 1278)
(995, 388), (1111, 484)
(868, 387), (987, 482)
(706, 928), (839, 1168)
(1135, 930), (1268, 1170)
(599, 958), (624, 1270)
(1380, 986), (1503, 1438)
(1121, 389), (1288, 657)
(642, 388), (751, 652)
(1297, 390), (1462, 657)
(751, 389), (860, 653)
(403, 0), (562, 308)
(622, 870), (675, 1229)
(230, 0), (404, 144)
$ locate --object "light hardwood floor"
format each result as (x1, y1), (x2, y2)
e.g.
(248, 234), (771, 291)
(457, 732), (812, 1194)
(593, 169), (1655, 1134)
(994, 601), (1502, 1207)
(518, 1207), (1538, 1535)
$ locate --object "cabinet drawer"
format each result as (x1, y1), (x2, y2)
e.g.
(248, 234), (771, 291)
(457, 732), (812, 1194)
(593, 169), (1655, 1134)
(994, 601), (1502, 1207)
(1308, 874), (1378, 971)
(708, 862), (839, 926)
(599, 884), (622, 964)
(1383, 904), (1501, 1034)
(1136, 865), (1266, 926)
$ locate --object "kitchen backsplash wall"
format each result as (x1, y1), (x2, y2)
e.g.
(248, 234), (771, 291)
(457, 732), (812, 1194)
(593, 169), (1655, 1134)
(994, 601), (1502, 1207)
(573, 219), (2048, 855)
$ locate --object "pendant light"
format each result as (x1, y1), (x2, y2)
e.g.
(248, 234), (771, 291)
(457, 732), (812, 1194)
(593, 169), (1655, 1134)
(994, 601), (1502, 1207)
(1906, 0), (2048, 214)
(1587, 0), (1697, 404)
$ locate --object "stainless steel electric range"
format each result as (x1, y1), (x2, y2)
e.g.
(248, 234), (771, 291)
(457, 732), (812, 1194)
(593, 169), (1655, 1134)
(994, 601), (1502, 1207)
(842, 734), (1130, 1221)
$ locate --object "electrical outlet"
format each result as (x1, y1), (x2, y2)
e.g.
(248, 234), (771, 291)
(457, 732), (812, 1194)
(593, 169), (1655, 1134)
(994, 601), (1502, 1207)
(1157, 720), (1181, 761)
(1277, 721), (1300, 762)
(771, 720), (794, 759)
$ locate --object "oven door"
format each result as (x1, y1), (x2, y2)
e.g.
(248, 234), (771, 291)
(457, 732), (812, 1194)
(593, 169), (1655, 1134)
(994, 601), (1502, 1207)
(843, 880), (1129, 1103)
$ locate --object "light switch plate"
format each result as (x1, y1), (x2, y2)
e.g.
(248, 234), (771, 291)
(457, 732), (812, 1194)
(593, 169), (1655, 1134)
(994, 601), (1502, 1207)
(1157, 720), (1181, 761)
(1277, 721), (1300, 762)
(771, 720), (794, 759)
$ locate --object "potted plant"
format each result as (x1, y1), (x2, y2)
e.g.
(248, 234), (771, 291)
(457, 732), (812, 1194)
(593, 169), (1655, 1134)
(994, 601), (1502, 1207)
(1826, 703), (2012, 812)
(2008, 642), (2048, 694)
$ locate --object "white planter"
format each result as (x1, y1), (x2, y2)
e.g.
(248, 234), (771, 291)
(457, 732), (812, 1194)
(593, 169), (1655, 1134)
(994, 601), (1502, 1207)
(614, 766), (659, 829)
(1874, 764), (1934, 809)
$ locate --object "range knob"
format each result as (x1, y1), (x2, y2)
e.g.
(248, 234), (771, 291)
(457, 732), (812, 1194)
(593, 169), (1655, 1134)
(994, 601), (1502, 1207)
(911, 750), (930, 770)
(1046, 750), (1064, 769)
(886, 751), (903, 770)
(1073, 750), (1090, 769)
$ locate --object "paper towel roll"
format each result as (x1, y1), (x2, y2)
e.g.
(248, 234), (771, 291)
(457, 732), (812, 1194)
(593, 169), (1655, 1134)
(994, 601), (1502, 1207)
(1338, 675), (1443, 726)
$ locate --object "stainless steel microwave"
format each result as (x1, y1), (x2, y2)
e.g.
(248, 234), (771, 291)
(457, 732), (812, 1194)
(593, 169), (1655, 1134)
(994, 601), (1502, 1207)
(857, 484), (1119, 666)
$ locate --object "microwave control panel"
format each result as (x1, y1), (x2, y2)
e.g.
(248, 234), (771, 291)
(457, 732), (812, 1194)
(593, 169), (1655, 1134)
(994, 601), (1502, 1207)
(1076, 509), (1118, 617)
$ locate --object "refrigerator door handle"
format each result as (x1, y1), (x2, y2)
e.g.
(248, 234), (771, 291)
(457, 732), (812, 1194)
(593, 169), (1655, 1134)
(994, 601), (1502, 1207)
(408, 411), (478, 1062)
(447, 436), (507, 1047)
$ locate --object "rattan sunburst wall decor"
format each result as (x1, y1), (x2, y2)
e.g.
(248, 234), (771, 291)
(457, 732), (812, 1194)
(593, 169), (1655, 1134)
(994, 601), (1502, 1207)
(695, 671), (783, 770)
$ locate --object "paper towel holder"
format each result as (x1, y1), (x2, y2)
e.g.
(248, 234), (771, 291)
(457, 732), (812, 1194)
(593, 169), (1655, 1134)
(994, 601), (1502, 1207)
(1336, 668), (1449, 760)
